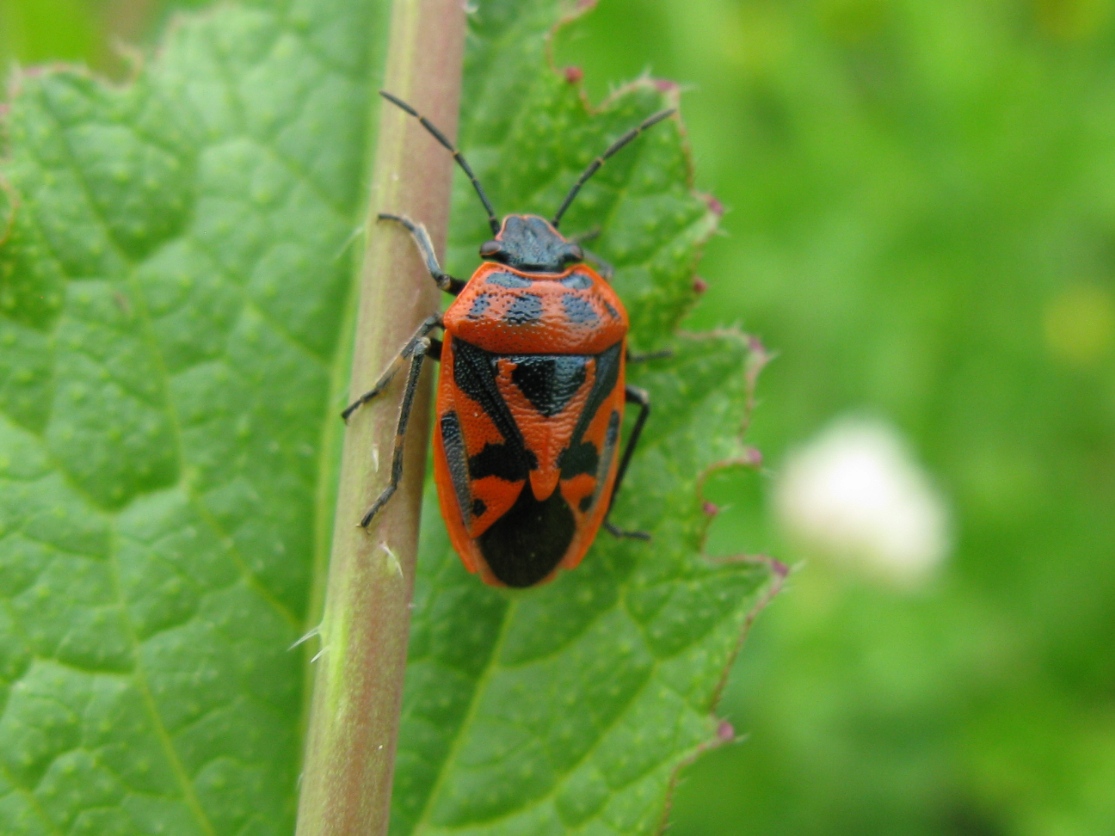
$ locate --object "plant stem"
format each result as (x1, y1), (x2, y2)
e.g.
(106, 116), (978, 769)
(295, 1), (465, 832)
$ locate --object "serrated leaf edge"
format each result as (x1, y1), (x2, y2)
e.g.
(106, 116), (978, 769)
(402, 4), (782, 827)
(653, 328), (784, 835)
(544, 6), (724, 345)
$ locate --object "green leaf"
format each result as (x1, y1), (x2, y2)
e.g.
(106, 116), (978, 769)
(0, 0), (383, 832)
(0, 0), (778, 834)
(390, 3), (782, 834)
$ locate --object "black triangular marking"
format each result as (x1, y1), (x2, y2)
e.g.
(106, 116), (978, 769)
(510, 355), (588, 418)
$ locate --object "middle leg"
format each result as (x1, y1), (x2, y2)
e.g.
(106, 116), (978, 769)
(357, 332), (436, 528)
(342, 315), (441, 421)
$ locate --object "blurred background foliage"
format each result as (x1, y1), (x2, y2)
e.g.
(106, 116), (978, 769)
(4, 0), (1114, 833)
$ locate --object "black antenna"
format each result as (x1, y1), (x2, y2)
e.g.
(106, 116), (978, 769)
(552, 108), (676, 228)
(380, 91), (500, 235)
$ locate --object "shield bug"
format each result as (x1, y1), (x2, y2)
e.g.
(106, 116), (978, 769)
(343, 90), (674, 587)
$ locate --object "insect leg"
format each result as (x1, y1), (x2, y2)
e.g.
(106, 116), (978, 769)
(341, 314), (441, 421)
(566, 228), (614, 280)
(359, 334), (434, 528)
(378, 213), (466, 295)
(626, 348), (672, 363)
(581, 247), (614, 282)
(603, 385), (652, 540)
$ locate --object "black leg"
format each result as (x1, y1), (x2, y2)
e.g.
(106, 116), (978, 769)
(604, 384), (652, 541)
(567, 228), (614, 280)
(342, 315), (441, 422)
(626, 348), (672, 363)
(379, 213), (466, 295)
(582, 246), (614, 282)
(358, 333), (434, 528)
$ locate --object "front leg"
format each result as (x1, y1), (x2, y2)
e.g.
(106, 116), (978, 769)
(379, 213), (466, 295)
(582, 247), (614, 282)
(568, 228), (615, 280)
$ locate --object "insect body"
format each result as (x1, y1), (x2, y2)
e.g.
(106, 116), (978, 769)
(344, 91), (673, 587)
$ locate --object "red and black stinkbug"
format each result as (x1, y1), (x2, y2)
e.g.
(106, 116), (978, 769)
(343, 90), (674, 588)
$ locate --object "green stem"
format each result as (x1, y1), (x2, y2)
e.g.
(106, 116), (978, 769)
(295, 1), (465, 832)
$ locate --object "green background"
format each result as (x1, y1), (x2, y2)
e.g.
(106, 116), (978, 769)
(4, 0), (1114, 833)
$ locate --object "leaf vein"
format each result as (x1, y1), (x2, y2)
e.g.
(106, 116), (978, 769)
(105, 522), (217, 836)
(409, 597), (517, 833)
(0, 759), (63, 836)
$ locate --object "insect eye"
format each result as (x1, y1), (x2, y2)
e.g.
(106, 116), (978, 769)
(567, 245), (585, 263)
(479, 240), (502, 258)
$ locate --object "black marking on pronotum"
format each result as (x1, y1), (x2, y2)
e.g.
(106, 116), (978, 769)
(561, 273), (593, 290)
(562, 294), (599, 326)
(468, 294), (492, 319)
(478, 485), (576, 587)
(487, 271), (532, 289)
(505, 293), (543, 325)
(510, 355), (589, 417)
(603, 300), (620, 320)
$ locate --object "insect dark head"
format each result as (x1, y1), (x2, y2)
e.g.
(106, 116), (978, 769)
(479, 214), (584, 274)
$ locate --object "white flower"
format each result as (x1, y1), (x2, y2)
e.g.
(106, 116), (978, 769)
(775, 416), (950, 587)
